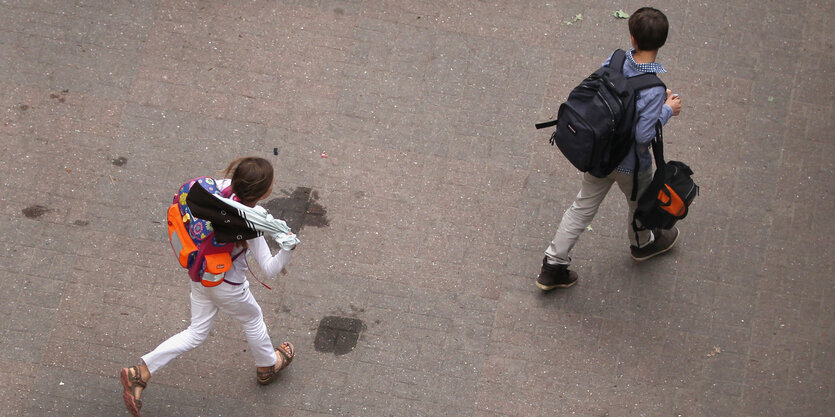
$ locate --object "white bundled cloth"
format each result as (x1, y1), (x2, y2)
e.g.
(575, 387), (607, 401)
(216, 195), (300, 251)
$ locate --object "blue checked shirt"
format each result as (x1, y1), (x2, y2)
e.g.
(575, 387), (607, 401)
(602, 49), (673, 173)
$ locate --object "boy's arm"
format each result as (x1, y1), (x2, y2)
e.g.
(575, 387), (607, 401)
(634, 86), (674, 146)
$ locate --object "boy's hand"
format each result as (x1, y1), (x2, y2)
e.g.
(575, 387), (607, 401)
(665, 89), (682, 116)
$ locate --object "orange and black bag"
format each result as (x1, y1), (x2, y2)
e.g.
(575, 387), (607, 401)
(633, 123), (698, 231)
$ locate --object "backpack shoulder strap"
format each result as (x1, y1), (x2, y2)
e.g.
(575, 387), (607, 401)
(608, 49), (627, 72)
(626, 73), (666, 92)
(219, 181), (242, 202)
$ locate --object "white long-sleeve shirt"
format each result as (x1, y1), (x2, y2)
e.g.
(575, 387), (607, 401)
(214, 178), (293, 284)
(224, 237), (292, 284)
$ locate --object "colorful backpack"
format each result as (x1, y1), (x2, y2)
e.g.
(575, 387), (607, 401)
(166, 177), (245, 287)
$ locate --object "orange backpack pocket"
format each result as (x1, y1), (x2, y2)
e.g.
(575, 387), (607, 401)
(167, 204), (197, 268)
(200, 253), (233, 287)
(204, 253), (233, 275)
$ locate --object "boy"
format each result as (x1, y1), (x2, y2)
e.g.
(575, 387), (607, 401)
(536, 7), (683, 291)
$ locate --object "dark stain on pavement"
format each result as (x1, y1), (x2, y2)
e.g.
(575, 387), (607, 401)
(72, 220), (89, 226)
(112, 156), (127, 167)
(314, 316), (365, 355)
(263, 186), (328, 232)
(49, 91), (67, 103)
(22, 205), (50, 219)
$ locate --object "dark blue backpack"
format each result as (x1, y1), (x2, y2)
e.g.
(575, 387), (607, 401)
(536, 49), (665, 194)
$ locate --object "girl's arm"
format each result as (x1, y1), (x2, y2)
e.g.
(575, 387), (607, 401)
(247, 236), (293, 277)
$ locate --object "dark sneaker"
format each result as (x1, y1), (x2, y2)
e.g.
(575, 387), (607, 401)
(630, 227), (680, 261)
(536, 257), (578, 291)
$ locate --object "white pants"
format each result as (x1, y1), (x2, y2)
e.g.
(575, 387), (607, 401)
(545, 170), (654, 265)
(142, 280), (277, 374)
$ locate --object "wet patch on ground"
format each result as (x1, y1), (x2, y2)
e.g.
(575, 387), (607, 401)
(22, 205), (50, 219)
(263, 187), (328, 250)
(313, 316), (365, 356)
(49, 90), (68, 103)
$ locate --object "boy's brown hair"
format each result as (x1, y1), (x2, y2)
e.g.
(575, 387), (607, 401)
(628, 7), (669, 51)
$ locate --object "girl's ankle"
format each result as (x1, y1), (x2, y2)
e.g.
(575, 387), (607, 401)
(138, 363), (151, 382)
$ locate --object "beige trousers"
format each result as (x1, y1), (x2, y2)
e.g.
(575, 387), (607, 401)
(545, 169), (653, 265)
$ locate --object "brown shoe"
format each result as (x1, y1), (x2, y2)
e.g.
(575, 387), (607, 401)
(119, 366), (147, 417)
(256, 342), (295, 385)
(536, 257), (578, 291)
(631, 227), (679, 261)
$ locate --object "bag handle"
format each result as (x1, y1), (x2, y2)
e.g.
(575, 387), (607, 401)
(650, 120), (667, 173)
(630, 121), (665, 201)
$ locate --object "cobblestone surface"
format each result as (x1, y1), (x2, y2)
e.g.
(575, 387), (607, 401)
(0, 1), (832, 416)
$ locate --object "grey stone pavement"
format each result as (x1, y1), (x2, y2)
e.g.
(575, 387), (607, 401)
(0, 0), (832, 416)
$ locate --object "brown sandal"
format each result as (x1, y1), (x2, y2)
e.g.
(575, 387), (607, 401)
(119, 366), (147, 417)
(256, 342), (295, 385)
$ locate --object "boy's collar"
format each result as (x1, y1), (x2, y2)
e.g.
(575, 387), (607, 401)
(626, 49), (667, 74)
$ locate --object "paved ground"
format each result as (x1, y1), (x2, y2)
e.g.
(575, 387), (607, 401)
(0, 1), (832, 416)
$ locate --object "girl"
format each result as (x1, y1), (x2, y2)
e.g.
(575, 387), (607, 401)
(120, 157), (295, 417)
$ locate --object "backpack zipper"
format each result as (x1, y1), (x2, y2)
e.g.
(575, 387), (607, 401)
(612, 92), (624, 116)
(596, 90), (616, 130)
(603, 77), (625, 119)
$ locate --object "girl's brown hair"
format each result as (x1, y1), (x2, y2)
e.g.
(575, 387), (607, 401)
(223, 157), (274, 206)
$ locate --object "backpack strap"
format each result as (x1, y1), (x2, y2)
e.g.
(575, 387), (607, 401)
(220, 185), (240, 201)
(625, 73), (665, 201)
(630, 147), (640, 201)
(629, 122), (666, 233)
(629, 121), (665, 201)
(649, 120), (666, 169)
(612, 48), (666, 92)
(626, 73), (666, 92)
(535, 120), (558, 129)
(609, 49), (627, 72)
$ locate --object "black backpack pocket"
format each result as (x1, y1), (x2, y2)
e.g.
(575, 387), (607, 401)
(552, 104), (596, 172)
